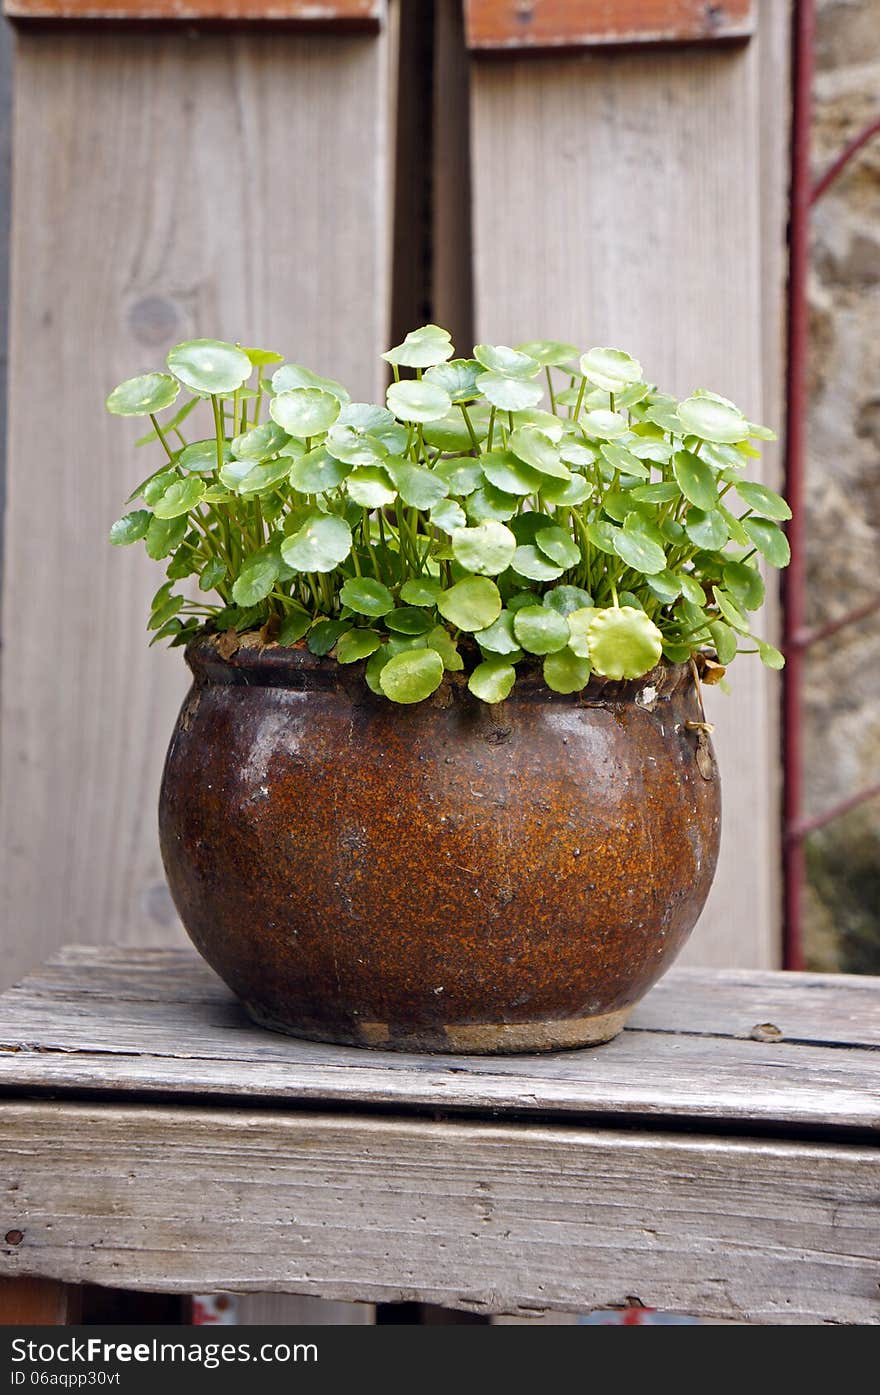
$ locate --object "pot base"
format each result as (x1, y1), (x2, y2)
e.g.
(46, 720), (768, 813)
(242, 1002), (632, 1055)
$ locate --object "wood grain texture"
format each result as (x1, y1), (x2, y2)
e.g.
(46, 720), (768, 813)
(0, 948), (877, 1134)
(0, 1101), (877, 1323)
(0, 30), (391, 992)
(0, 1277), (80, 1324)
(4, 0), (381, 23)
(468, 15), (789, 970)
(464, 0), (755, 52)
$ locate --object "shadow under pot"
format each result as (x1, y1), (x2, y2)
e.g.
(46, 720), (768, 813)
(159, 635), (721, 1054)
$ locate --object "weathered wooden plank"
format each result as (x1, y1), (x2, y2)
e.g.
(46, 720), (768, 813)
(0, 950), (876, 1133)
(4, 0), (381, 24)
(464, 0), (755, 53)
(468, 14), (788, 970)
(0, 29), (392, 993)
(0, 1102), (877, 1323)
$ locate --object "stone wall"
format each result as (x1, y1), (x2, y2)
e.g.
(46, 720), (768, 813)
(804, 0), (880, 969)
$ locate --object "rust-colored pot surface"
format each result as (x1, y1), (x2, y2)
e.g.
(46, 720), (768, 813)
(159, 635), (721, 1053)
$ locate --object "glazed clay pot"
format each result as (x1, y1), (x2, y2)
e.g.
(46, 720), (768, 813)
(159, 635), (721, 1053)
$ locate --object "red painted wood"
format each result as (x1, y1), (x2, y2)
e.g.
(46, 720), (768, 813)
(0, 1278), (81, 1325)
(464, 0), (755, 52)
(4, 0), (380, 25)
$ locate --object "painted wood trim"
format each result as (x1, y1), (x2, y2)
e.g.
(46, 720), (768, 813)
(0, 1278), (81, 1324)
(1, 1102), (877, 1323)
(3, 0), (382, 26)
(464, 0), (755, 54)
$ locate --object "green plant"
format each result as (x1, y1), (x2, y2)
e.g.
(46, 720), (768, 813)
(108, 327), (789, 704)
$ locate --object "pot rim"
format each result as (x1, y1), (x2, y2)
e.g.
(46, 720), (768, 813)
(185, 630), (694, 704)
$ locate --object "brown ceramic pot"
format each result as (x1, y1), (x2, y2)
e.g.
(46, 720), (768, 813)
(159, 634), (721, 1053)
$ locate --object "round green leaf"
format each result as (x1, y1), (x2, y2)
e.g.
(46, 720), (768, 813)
(722, 560), (765, 611)
(145, 513), (187, 560)
(536, 526), (581, 569)
(709, 620), (738, 666)
(243, 347), (284, 368)
(325, 424), (389, 467)
(734, 480), (792, 520)
(277, 608), (312, 646)
(672, 449), (719, 510)
(339, 577), (395, 617)
(180, 439), (231, 474)
(468, 660), (516, 704)
(713, 588), (750, 634)
(539, 472), (593, 507)
(152, 476), (205, 519)
(235, 455), (295, 496)
(231, 549), (280, 606)
(270, 387), (340, 437)
(473, 345), (540, 379)
(516, 340), (579, 368)
(579, 347), (642, 394)
(587, 607), (663, 680)
(678, 393), (749, 444)
(400, 577), (442, 607)
(336, 629), (382, 664)
(382, 324), (453, 369)
(384, 607), (434, 636)
(599, 443), (650, 480)
(481, 450), (543, 497)
(109, 509), (151, 545)
(507, 427), (568, 478)
(379, 648), (445, 704)
(756, 637), (785, 670)
(433, 455), (484, 496)
(107, 372), (180, 417)
(386, 379), (452, 424)
(346, 466), (397, 509)
(388, 462), (448, 510)
(510, 544), (565, 582)
(473, 611), (521, 656)
(543, 648), (592, 694)
(289, 446), (349, 494)
(232, 421), (289, 461)
(199, 556), (226, 592)
(645, 570), (682, 604)
(475, 373), (543, 411)
(308, 619), (349, 655)
(513, 605), (570, 655)
(422, 415), (475, 453)
(566, 607), (599, 658)
(430, 499), (468, 535)
(684, 508), (729, 551)
(631, 481), (680, 504)
(743, 516), (790, 568)
(679, 574), (707, 607)
(423, 359), (482, 402)
(465, 484), (519, 523)
(612, 527), (666, 575)
(544, 584), (593, 617)
(167, 339), (252, 396)
(437, 577), (502, 632)
(580, 408), (628, 440)
(426, 626), (464, 672)
(271, 363), (350, 404)
(281, 514), (352, 573)
(451, 521), (517, 576)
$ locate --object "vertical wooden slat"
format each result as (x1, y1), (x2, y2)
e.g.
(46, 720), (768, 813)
(468, 19), (790, 968)
(432, 0), (473, 352)
(0, 27), (392, 990)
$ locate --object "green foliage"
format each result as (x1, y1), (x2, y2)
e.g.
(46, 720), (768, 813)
(107, 330), (789, 703)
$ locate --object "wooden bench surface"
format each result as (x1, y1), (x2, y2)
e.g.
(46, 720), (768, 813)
(0, 946), (877, 1133)
(0, 947), (878, 1324)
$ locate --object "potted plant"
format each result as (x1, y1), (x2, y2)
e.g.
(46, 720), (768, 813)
(107, 327), (789, 1052)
